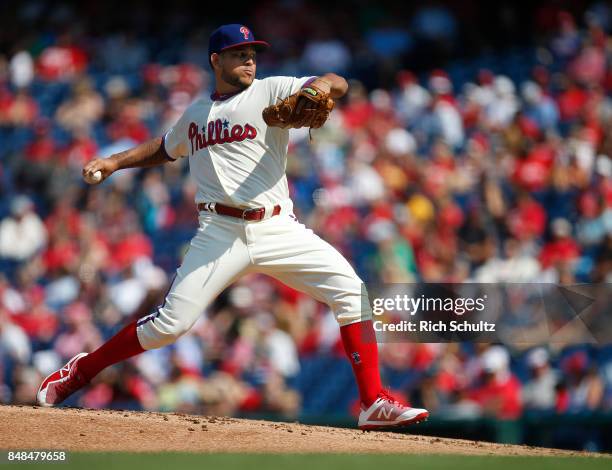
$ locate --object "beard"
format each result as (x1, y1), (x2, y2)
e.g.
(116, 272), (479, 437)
(221, 69), (253, 90)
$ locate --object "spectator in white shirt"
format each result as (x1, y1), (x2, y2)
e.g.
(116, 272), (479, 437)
(0, 196), (47, 261)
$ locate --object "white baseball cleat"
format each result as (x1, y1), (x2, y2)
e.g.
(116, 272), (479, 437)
(358, 391), (429, 430)
(37, 353), (89, 407)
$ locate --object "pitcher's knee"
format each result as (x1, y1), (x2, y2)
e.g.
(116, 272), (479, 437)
(320, 274), (372, 326)
(136, 308), (196, 350)
(330, 290), (373, 326)
(335, 307), (373, 326)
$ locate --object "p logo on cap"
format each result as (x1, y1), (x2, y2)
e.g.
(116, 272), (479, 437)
(208, 24), (270, 66)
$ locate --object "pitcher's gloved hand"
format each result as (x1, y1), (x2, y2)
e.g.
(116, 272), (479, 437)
(262, 83), (335, 130)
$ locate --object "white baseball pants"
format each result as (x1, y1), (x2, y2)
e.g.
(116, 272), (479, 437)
(136, 200), (372, 350)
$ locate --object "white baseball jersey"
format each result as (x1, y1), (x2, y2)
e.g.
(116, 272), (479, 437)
(163, 76), (312, 209)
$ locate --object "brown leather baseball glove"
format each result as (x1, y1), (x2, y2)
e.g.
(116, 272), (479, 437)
(262, 84), (335, 129)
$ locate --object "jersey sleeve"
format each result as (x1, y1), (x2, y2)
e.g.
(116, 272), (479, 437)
(162, 110), (192, 160)
(264, 76), (317, 104)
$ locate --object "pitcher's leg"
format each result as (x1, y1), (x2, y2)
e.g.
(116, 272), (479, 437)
(137, 236), (251, 349)
(250, 216), (372, 325)
(38, 217), (251, 405)
(252, 216), (381, 405)
(252, 216), (429, 428)
(84, 236), (250, 379)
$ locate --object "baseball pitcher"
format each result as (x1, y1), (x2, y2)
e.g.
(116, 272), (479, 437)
(37, 24), (429, 430)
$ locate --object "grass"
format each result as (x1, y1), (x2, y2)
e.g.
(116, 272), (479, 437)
(8, 452), (608, 470)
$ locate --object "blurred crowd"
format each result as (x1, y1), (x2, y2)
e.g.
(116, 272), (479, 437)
(1, 0), (612, 426)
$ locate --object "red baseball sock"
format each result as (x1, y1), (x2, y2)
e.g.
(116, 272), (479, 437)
(340, 320), (383, 407)
(77, 320), (145, 381)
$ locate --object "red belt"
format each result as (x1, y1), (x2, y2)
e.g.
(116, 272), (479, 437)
(197, 202), (281, 221)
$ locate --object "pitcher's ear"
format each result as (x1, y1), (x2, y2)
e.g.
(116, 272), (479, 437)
(210, 53), (220, 70)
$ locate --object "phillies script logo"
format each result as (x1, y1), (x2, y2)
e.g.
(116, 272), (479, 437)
(239, 26), (250, 39)
(188, 120), (257, 153)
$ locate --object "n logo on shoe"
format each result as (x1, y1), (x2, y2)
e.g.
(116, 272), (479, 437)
(377, 405), (394, 420)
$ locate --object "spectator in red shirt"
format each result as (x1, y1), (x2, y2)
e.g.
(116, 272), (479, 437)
(106, 102), (151, 143)
(42, 231), (80, 274)
(45, 197), (83, 239)
(539, 218), (581, 269)
(25, 121), (58, 164)
(507, 192), (547, 241)
(62, 130), (98, 170)
(469, 346), (523, 419)
(37, 34), (87, 81)
(341, 81), (375, 131)
(10, 285), (58, 344)
(557, 80), (588, 122)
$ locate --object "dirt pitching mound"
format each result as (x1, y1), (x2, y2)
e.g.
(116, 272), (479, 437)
(0, 405), (598, 456)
